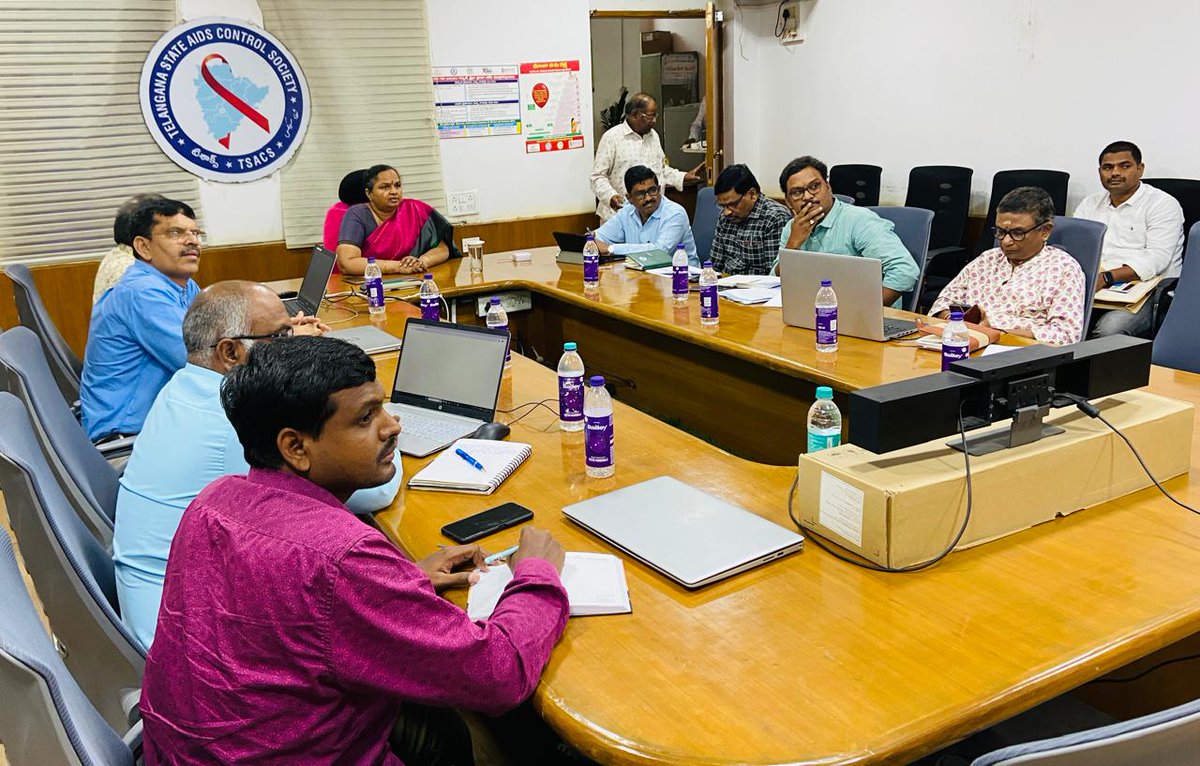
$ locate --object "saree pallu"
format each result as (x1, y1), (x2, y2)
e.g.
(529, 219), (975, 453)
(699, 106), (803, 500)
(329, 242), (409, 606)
(363, 199), (459, 261)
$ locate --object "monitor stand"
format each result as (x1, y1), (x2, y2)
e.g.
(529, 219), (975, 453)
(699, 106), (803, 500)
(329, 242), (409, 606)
(947, 404), (1065, 457)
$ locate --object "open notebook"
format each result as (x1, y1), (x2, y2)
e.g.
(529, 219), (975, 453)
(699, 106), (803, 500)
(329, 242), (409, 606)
(467, 552), (631, 619)
(407, 439), (531, 495)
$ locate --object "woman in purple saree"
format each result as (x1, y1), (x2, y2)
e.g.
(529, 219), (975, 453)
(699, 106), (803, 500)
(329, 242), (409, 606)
(335, 165), (458, 275)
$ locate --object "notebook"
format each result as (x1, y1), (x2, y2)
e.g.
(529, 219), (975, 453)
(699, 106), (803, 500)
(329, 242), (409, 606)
(624, 249), (672, 270)
(407, 438), (531, 494)
(467, 552), (631, 619)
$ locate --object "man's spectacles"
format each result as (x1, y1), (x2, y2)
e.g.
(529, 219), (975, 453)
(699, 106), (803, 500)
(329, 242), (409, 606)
(629, 185), (661, 201)
(785, 179), (825, 200)
(716, 191), (748, 212)
(161, 227), (207, 245)
(210, 326), (293, 348)
(992, 221), (1049, 242)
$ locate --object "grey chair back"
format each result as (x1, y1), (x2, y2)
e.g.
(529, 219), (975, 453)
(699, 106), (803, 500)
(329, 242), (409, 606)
(833, 193), (856, 206)
(868, 206), (934, 312)
(1047, 216), (1106, 332)
(972, 696), (1200, 765)
(829, 164), (882, 207)
(0, 527), (134, 766)
(1152, 222), (1200, 373)
(0, 393), (144, 731)
(0, 327), (118, 546)
(692, 186), (719, 263)
(4, 264), (82, 405)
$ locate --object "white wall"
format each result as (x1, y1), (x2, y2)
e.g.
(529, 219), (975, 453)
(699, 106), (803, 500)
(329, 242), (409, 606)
(727, 0), (1200, 213)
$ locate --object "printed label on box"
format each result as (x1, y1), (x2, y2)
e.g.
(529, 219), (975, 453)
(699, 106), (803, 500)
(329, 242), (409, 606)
(819, 471), (864, 547)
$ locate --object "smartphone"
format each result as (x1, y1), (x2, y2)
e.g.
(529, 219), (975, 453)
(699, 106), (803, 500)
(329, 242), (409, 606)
(441, 502), (534, 543)
(950, 303), (982, 325)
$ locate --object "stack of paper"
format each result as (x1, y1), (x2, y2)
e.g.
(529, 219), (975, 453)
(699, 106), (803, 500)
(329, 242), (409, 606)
(716, 274), (781, 289)
(1095, 275), (1162, 314)
(467, 552), (631, 619)
(720, 287), (778, 305)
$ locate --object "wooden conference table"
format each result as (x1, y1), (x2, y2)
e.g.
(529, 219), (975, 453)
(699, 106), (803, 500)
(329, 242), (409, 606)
(302, 250), (1200, 765)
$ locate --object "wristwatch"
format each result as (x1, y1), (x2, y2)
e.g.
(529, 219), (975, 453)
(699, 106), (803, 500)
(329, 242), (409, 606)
(1101, 271), (1115, 288)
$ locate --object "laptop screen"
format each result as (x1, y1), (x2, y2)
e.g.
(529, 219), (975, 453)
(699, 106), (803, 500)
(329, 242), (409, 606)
(390, 320), (508, 419)
(297, 246), (336, 312)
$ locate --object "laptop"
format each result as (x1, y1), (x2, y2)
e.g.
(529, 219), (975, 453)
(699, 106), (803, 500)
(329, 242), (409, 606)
(778, 249), (919, 341)
(553, 231), (626, 265)
(281, 245), (336, 317)
(563, 476), (805, 589)
(383, 319), (509, 457)
(325, 325), (404, 355)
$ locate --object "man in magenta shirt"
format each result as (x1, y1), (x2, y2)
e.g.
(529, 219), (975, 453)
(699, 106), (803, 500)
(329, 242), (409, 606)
(140, 335), (569, 765)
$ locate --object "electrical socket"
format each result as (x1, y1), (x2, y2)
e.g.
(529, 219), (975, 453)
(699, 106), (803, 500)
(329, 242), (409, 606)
(475, 290), (532, 317)
(448, 190), (478, 217)
(779, 0), (804, 45)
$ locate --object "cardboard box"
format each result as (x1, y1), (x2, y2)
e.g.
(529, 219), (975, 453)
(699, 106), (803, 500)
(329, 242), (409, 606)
(797, 390), (1194, 568)
(641, 31), (673, 54)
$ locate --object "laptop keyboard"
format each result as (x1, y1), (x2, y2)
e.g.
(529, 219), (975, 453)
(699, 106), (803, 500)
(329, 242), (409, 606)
(398, 413), (475, 443)
(883, 318), (919, 339)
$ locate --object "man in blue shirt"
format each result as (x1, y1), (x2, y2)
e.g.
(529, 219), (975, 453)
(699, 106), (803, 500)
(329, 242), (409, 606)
(594, 165), (698, 266)
(114, 280), (403, 650)
(81, 197), (203, 441)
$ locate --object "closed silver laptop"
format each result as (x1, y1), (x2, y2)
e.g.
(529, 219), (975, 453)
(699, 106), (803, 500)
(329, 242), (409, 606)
(325, 325), (404, 355)
(562, 476), (804, 589)
(778, 249), (918, 341)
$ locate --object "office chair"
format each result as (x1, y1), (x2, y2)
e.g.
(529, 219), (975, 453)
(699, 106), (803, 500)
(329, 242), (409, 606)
(5, 263), (83, 407)
(974, 169), (1070, 256)
(906, 165), (974, 312)
(829, 164), (882, 207)
(0, 393), (145, 731)
(0, 327), (125, 547)
(323, 167), (369, 252)
(692, 186), (719, 264)
(1152, 222), (1200, 373)
(1142, 178), (1200, 254)
(1046, 216), (1106, 333)
(0, 527), (138, 765)
(833, 193), (856, 206)
(867, 206), (934, 312)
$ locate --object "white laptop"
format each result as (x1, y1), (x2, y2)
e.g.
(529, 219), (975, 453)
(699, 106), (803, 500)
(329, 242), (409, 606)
(562, 476), (804, 589)
(281, 245), (336, 317)
(384, 319), (509, 457)
(778, 249), (919, 341)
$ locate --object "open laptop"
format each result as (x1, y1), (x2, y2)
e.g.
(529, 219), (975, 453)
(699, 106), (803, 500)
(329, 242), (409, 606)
(778, 249), (919, 341)
(383, 319), (509, 457)
(281, 245), (336, 317)
(553, 231), (626, 265)
(563, 476), (805, 589)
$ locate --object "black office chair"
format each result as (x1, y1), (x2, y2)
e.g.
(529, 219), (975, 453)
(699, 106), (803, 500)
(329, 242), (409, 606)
(1142, 178), (1200, 255)
(973, 170), (1070, 256)
(829, 164), (882, 207)
(4, 264), (83, 407)
(905, 166), (974, 311)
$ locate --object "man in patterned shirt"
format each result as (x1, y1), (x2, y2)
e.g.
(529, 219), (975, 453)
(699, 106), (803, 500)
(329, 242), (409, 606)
(930, 186), (1086, 345)
(710, 164), (791, 275)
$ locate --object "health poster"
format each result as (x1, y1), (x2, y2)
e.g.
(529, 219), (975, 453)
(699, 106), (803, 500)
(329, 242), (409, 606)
(519, 60), (584, 154)
(433, 65), (521, 139)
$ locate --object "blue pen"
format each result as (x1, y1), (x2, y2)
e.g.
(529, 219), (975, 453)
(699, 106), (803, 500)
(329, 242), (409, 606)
(484, 545), (519, 565)
(455, 448), (485, 471)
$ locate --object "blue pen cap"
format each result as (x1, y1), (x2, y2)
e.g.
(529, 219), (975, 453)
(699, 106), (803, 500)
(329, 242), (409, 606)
(816, 386), (833, 400)
(589, 375), (605, 387)
(564, 342), (577, 351)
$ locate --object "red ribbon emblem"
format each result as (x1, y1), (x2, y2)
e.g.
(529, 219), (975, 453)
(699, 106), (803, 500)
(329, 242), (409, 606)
(200, 53), (270, 149)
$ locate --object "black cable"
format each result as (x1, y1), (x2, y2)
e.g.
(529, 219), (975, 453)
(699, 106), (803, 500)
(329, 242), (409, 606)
(788, 399), (976, 572)
(1087, 652), (1200, 684)
(500, 399), (560, 428)
(774, 0), (788, 37)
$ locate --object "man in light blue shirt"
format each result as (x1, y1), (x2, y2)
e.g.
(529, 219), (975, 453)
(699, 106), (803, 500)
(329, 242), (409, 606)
(595, 164), (698, 266)
(114, 281), (403, 650)
(81, 197), (203, 441)
(774, 156), (918, 306)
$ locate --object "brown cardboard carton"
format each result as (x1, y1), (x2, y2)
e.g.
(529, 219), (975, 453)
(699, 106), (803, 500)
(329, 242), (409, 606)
(641, 31), (673, 54)
(797, 390), (1194, 568)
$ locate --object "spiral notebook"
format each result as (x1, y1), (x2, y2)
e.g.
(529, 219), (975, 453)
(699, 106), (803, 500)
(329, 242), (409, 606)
(407, 438), (531, 494)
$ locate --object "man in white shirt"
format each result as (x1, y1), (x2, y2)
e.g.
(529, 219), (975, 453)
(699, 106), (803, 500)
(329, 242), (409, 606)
(1073, 141), (1184, 338)
(590, 92), (703, 222)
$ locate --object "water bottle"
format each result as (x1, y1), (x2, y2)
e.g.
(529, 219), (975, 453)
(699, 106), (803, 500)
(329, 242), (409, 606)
(699, 259), (719, 326)
(485, 296), (511, 368)
(584, 375), (615, 478)
(364, 257), (385, 317)
(815, 279), (838, 353)
(807, 386), (842, 453)
(419, 274), (440, 321)
(672, 244), (689, 304)
(557, 341), (585, 432)
(582, 233), (600, 290)
(941, 310), (971, 371)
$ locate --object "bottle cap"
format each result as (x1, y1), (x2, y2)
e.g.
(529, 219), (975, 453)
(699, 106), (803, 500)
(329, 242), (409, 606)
(490, 296), (500, 305)
(703, 260), (713, 268)
(589, 375), (605, 387)
(423, 274), (433, 280)
(820, 279), (832, 287)
(585, 232), (595, 241)
(564, 342), (577, 351)
(676, 244), (685, 250)
(367, 256), (376, 263)
(950, 310), (964, 321)
(816, 386), (833, 399)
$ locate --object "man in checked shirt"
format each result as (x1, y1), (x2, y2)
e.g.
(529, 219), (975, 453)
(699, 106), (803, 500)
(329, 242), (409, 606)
(710, 164), (792, 275)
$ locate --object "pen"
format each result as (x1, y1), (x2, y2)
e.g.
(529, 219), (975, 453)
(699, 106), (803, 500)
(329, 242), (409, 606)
(455, 448), (485, 471)
(484, 545), (519, 565)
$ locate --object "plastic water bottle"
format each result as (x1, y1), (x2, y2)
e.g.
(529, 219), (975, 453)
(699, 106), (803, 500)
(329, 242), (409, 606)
(815, 279), (838, 353)
(941, 310), (971, 371)
(582, 233), (600, 290)
(807, 386), (842, 453)
(699, 259), (719, 326)
(557, 342), (585, 432)
(486, 296), (511, 368)
(419, 274), (440, 321)
(672, 244), (689, 304)
(364, 257), (385, 317)
(584, 375), (615, 478)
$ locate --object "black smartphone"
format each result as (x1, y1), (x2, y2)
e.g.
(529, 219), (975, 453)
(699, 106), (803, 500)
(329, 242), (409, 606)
(441, 502), (534, 543)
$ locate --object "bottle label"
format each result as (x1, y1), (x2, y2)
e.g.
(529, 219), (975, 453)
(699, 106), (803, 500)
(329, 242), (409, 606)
(807, 429), (841, 453)
(583, 255), (599, 283)
(585, 414), (614, 468)
(559, 375), (583, 422)
(700, 284), (718, 319)
(420, 296), (440, 321)
(366, 278), (384, 308)
(941, 341), (970, 371)
(816, 306), (837, 345)
(672, 264), (689, 295)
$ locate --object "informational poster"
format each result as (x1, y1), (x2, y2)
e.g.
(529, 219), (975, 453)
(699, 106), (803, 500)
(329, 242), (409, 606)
(433, 65), (521, 139)
(519, 60), (584, 154)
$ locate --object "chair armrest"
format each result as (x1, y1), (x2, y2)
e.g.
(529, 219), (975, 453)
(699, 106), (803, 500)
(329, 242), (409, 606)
(96, 435), (136, 460)
(926, 245), (966, 261)
(123, 718), (143, 760)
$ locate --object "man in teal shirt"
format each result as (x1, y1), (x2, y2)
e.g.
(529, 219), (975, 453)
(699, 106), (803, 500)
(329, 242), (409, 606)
(774, 156), (918, 306)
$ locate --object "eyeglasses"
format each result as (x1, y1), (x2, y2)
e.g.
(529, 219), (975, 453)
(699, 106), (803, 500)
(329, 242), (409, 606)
(161, 227), (207, 245)
(209, 326), (293, 348)
(992, 221), (1049, 242)
(716, 191), (748, 212)
(785, 179), (825, 200)
(629, 185), (661, 201)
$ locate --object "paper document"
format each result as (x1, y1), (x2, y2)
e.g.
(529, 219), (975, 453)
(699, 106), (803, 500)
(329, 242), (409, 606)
(717, 274), (781, 289)
(1095, 275), (1162, 305)
(982, 344), (1020, 356)
(646, 265), (702, 279)
(467, 552), (631, 619)
(720, 287), (779, 305)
